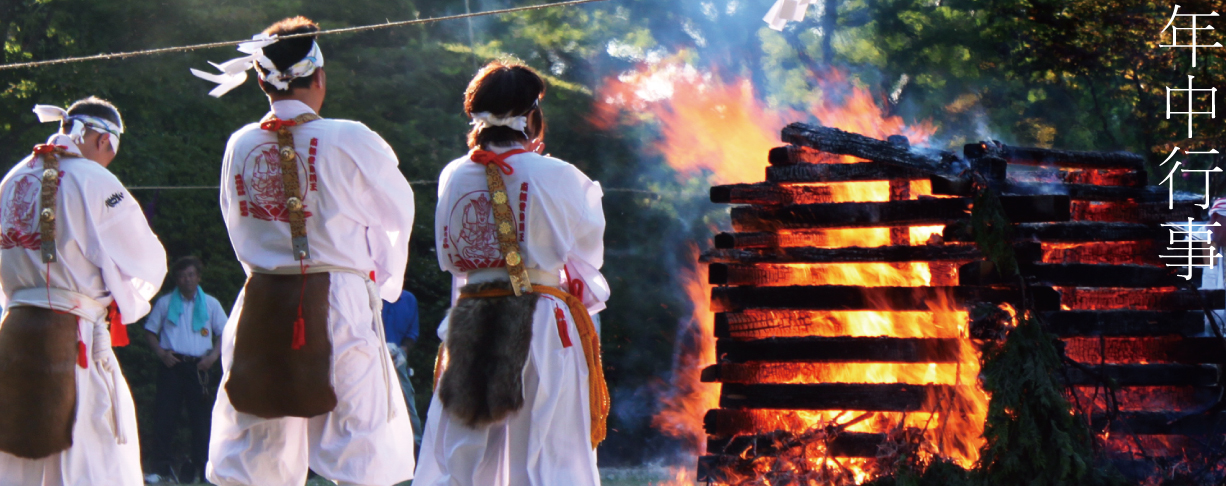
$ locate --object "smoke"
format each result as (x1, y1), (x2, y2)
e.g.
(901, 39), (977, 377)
(560, 0), (1035, 471)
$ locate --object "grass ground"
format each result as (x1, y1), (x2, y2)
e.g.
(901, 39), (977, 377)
(174, 465), (682, 486)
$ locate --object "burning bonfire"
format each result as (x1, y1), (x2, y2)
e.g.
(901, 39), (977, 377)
(599, 62), (1226, 485)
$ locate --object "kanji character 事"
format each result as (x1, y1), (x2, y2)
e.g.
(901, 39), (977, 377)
(1160, 218), (1222, 280)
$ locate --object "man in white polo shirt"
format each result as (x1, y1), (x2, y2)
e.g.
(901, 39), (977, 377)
(143, 256), (228, 484)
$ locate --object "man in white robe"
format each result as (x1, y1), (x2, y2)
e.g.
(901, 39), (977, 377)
(195, 16), (416, 486)
(0, 97), (167, 486)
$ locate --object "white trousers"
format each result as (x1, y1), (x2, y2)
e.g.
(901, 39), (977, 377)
(0, 314), (141, 486)
(414, 293), (600, 486)
(206, 273), (414, 486)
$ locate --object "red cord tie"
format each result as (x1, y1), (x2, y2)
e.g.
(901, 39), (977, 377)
(563, 266), (585, 299)
(471, 149), (530, 175)
(32, 144), (67, 155)
(568, 279), (585, 299)
(260, 118), (299, 131)
(291, 260), (308, 350)
(108, 302), (128, 347)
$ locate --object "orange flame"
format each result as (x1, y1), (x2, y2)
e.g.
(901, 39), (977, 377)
(652, 250), (720, 448)
(601, 59), (985, 485)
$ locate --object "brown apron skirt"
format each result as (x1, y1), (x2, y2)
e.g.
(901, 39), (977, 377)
(225, 273), (337, 418)
(438, 281), (538, 427)
(0, 306), (80, 458)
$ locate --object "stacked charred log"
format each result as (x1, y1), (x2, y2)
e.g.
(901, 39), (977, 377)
(698, 122), (1226, 483)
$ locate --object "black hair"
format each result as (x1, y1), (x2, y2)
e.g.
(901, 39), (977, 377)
(464, 60), (546, 149)
(171, 256), (204, 278)
(64, 96), (122, 133)
(257, 16), (321, 95)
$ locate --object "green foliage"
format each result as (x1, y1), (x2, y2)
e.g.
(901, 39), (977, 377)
(969, 180), (1018, 278)
(976, 314), (1124, 486)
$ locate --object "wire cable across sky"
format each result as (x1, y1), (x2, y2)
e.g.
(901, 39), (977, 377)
(0, 0), (613, 72)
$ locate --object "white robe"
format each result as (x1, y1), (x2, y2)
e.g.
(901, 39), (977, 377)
(0, 134), (168, 486)
(415, 145), (607, 486)
(208, 100), (416, 486)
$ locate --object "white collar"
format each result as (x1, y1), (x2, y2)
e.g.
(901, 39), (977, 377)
(484, 142), (528, 155)
(44, 133), (84, 158)
(270, 100), (317, 120)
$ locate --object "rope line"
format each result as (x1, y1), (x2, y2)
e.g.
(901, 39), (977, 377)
(0, 0), (612, 72)
(125, 184), (695, 197)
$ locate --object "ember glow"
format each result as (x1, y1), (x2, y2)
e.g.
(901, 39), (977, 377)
(723, 310), (966, 339)
(601, 60), (987, 485)
(1042, 241), (1159, 266)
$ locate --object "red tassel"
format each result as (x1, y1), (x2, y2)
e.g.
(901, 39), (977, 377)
(108, 302), (128, 347)
(291, 316), (306, 350)
(77, 341), (88, 369)
(292, 259), (308, 350)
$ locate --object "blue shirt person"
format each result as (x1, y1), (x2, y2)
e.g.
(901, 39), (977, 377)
(382, 289), (423, 449)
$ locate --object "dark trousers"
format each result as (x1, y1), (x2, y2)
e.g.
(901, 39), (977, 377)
(150, 356), (213, 480)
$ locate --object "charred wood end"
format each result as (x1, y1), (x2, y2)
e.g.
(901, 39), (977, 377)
(712, 232), (738, 249)
(768, 145), (793, 166)
(707, 263), (729, 285)
(973, 156), (1008, 182)
(713, 312), (731, 338)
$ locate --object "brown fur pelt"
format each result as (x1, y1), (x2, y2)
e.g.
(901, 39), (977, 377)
(0, 306), (80, 458)
(438, 281), (538, 427)
(226, 273), (337, 418)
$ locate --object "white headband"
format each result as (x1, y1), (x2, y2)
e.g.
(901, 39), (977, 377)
(190, 33), (325, 97)
(33, 104), (123, 153)
(470, 112), (530, 138)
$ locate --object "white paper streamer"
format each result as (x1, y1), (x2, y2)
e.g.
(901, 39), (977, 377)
(763, 0), (819, 31)
(190, 33), (324, 97)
